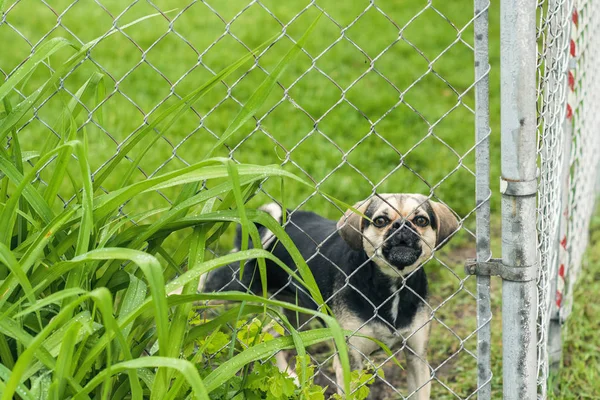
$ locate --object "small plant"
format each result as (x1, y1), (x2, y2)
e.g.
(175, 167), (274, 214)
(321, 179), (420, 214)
(331, 368), (381, 400)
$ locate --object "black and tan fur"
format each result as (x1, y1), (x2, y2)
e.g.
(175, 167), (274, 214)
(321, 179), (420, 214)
(202, 194), (459, 399)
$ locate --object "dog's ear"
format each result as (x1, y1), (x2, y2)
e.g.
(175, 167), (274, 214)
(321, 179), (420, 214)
(430, 200), (459, 248)
(336, 199), (372, 250)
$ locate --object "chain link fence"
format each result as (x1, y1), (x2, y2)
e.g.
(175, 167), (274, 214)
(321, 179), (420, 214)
(1, 0), (598, 399)
(536, 0), (600, 398)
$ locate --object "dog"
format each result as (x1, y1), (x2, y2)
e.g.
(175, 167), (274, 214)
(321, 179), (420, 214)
(202, 193), (459, 399)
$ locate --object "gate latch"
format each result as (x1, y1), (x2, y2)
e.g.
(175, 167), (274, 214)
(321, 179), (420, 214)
(464, 258), (537, 282)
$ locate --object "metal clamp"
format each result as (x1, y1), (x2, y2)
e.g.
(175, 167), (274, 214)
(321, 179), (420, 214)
(499, 176), (538, 196)
(465, 258), (537, 282)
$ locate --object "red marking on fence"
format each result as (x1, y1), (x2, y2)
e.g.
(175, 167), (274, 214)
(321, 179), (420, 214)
(558, 263), (565, 278)
(556, 290), (563, 307)
(570, 39), (576, 57)
(561, 236), (568, 250)
(566, 104), (573, 120)
(563, 208), (569, 218)
(568, 71), (575, 91)
(572, 9), (579, 27)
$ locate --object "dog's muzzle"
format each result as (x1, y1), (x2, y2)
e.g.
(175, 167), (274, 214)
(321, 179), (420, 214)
(381, 222), (422, 268)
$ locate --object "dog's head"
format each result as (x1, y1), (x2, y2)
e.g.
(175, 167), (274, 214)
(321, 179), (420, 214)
(336, 194), (459, 276)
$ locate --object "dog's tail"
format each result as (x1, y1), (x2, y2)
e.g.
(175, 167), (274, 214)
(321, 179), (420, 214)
(200, 202), (283, 293)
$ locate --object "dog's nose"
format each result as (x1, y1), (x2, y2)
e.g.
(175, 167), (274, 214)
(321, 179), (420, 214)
(389, 221), (418, 246)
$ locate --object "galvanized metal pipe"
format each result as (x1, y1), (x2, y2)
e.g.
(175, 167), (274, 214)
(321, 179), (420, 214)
(500, 0), (538, 398)
(474, 0), (492, 398)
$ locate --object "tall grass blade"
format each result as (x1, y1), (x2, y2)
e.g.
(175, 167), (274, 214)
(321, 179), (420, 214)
(74, 133), (93, 256)
(0, 208), (76, 311)
(0, 38), (73, 104)
(95, 36), (277, 189)
(0, 154), (55, 226)
(0, 243), (35, 307)
(1, 288), (141, 400)
(0, 364), (35, 400)
(43, 116), (77, 207)
(116, 274), (147, 353)
(205, 13), (322, 158)
(0, 12), (169, 141)
(153, 227), (206, 400)
(68, 249), (168, 357)
(73, 357), (208, 400)
(48, 321), (80, 400)
(2, 97), (29, 247)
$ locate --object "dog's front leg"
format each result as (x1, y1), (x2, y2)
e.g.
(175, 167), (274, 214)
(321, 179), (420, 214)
(334, 332), (380, 396)
(404, 313), (432, 400)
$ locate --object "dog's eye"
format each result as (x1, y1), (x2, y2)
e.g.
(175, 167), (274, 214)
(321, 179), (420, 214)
(414, 216), (429, 227)
(373, 216), (389, 228)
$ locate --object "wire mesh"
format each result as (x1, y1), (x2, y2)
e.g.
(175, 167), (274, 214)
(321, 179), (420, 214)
(563, 0), (600, 322)
(536, 0), (600, 398)
(535, 0), (573, 397)
(2, 0), (489, 399)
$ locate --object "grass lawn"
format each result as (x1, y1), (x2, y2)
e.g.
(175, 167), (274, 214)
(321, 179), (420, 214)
(1, 0), (595, 398)
(548, 207), (600, 399)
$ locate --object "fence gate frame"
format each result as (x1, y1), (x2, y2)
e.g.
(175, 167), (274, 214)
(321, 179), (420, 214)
(471, 0), (541, 398)
(472, 0), (595, 398)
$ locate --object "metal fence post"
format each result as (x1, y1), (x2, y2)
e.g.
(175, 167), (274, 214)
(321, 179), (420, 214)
(474, 0), (492, 398)
(501, 0), (538, 398)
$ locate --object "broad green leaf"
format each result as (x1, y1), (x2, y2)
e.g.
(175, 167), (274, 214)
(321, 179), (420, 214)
(0, 151), (40, 179)
(0, 140), (80, 245)
(112, 288), (351, 396)
(13, 288), (86, 318)
(186, 292), (351, 396)
(92, 158), (226, 220)
(184, 304), (266, 345)
(0, 334), (14, 370)
(4, 97), (29, 247)
(0, 316), (85, 393)
(96, 164), (309, 254)
(61, 251), (164, 383)
(62, 134), (94, 302)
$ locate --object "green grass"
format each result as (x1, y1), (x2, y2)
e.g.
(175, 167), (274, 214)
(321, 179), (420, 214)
(548, 207), (600, 399)
(2, 0), (595, 399)
(0, 0), (502, 219)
